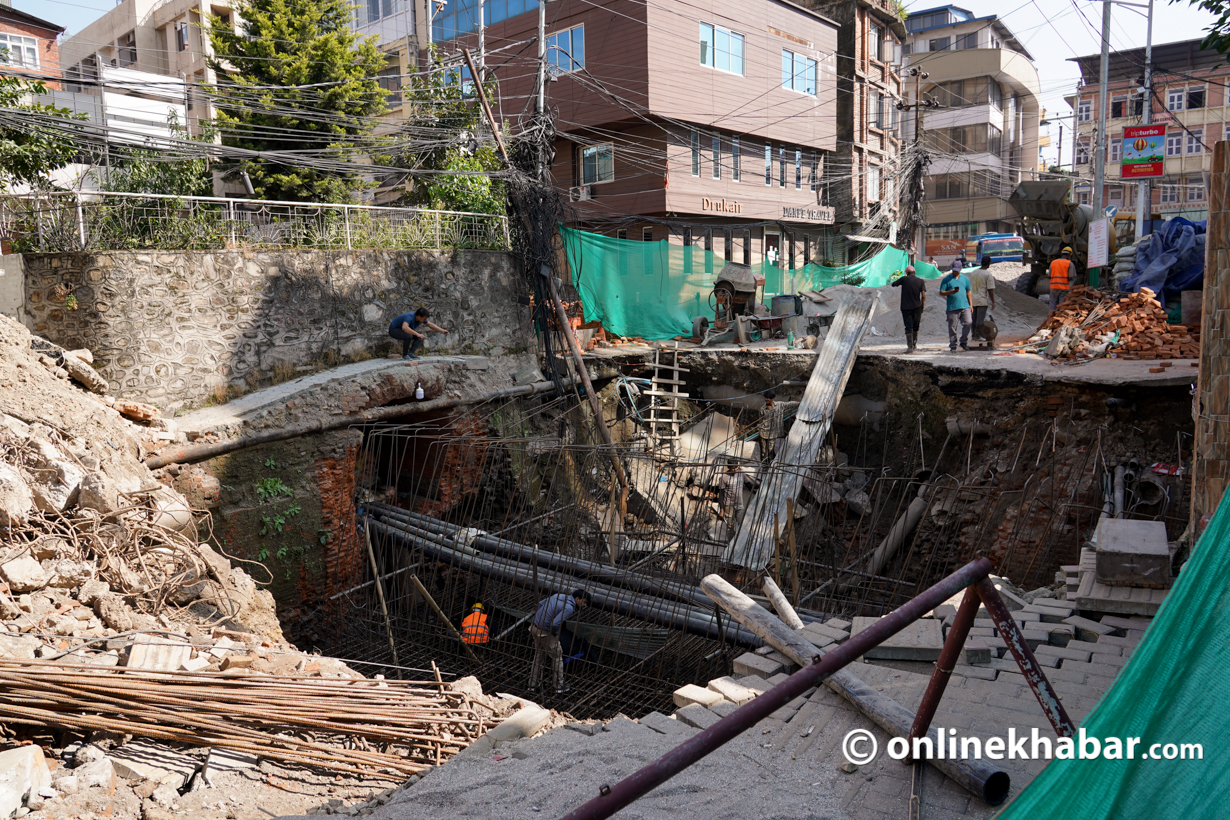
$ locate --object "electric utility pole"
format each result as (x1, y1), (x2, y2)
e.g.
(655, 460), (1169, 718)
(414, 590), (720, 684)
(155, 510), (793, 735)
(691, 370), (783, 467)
(1134, 0), (1153, 242)
(536, 0), (548, 182)
(1091, 0), (1112, 288)
(896, 66), (936, 261)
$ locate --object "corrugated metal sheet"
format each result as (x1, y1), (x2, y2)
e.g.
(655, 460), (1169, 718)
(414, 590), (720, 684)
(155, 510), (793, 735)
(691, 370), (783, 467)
(723, 291), (878, 569)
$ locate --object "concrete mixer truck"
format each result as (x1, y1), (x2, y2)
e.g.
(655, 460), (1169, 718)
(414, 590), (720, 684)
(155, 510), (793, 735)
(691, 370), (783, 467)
(1009, 180), (1116, 296)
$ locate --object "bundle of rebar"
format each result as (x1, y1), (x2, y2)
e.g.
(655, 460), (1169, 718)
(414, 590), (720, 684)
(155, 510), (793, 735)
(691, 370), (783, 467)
(0, 659), (487, 778)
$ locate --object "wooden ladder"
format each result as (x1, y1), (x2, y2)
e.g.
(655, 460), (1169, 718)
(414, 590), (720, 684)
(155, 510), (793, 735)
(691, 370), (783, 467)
(646, 341), (688, 455)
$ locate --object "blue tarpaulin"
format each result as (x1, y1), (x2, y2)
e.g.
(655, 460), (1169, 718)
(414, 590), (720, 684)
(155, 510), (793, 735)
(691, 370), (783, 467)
(1121, 217), (1206, 307)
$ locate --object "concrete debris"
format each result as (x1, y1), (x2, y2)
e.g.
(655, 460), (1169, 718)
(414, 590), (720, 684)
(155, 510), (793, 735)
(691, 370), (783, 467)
(0, 463), (33, 527)
(110, 741), (199, 789)
(61, 352), (108, 393)
(0, 745), (51, 817)
(114, 401), (161, 422)
(1028, 285), (1200, 361)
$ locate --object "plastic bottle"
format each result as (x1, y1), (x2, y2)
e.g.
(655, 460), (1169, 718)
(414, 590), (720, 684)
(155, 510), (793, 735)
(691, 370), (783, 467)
(415, 382), (424, 400)
(787, 331), (795, 349)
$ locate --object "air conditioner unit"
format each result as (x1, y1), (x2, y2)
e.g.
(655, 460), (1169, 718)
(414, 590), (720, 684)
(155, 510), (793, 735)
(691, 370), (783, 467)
(570, 185), (592, 201)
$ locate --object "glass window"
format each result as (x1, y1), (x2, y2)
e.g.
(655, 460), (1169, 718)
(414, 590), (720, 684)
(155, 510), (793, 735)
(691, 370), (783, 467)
(691, 130), (700, 176)
(1132, 95), (1144, 117)
(175, 22), (189, 52)
(1188, 87), (1205, 109)
(1107, 186), (1123, 205)
(547, 25), (584, 74)
(1187, 128), (1203, 155)
(1077, 99), (1091, 122)
(701, 23), (743, 74)
(765, 142), (772, 185)
(795, 149), (802, 190)
(1160, 185), (1179, 204)
(781, 49), (818, 95)
(377, 65), (402, 106)
(929, 37), (950, 52)
(1077, 190), (1091, 206)
(732, 137), (740, 182)
(643, 227), (654, 242)
(0, 34), (39, 69)
(581, 144), (614, 185)
(867, 164), (881, 201)
(1166, 133), (1183, 157)
(810, 153), (818, 191)
(1189, 182), (1206, 202)
(118, 30), (137, 67)
(779, 146), (786, 187)
(1076, 141), (1090, 165)
(959, 32), (977, 50)
(712, 134), (721, 179)
(1110, 139), (1122, 162)
(869, 23), (883, 61)
(1111, 97), (1126, 119)
(1167, 88), (1185, 111)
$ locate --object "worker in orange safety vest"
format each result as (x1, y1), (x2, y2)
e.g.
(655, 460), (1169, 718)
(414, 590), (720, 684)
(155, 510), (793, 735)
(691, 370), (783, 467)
(1049, 247), (1075, 314)
(461, 602), (489, 644)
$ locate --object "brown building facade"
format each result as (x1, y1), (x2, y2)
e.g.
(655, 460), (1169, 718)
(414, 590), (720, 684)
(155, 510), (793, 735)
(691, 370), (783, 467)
(442, 0), (847, 267)
(0, 5), (64, 88)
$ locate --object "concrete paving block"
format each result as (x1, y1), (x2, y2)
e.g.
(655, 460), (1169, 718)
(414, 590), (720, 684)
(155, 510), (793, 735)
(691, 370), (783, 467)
(763, 649), (798, 670)
(823, 618), (852, 631)
(109, 741), (198, 789)
(798, 625), (837, 648)
(0, 746), (51, 817)
(708, 676), (759, 705)
(733, 651), (784, 679)
(1025, 604), (1071, 623)
(736, 675), (774, 693)
(674, 703), (721, 730)
(963, 639), (992, 665)
(931, 604), (957, 624)
(1047, 625), (1074, 647)
(1033, 645), (1093, 664)
(1096, 634), (1139, 648)
(805, 623), (850, 642)
(1086, 642), (1123, 658)
(1060, 615), (1116, 640)
(1014, 610), (1043, 622)
(765, 673), (791, 686)
(203, 748), (258, 772)
(953, 664), (997, 681)
(602, 715), (652, 738)
(851, 617), (944, 661)
(965, 626), (996, 638)
(180, 656), (212, 673)
(672, 684), (722, 709)
(1075, 571), (1168, 617)
(562, 723), (601, 737)
(1094, 519), (1171, 587)
(708, 700), (739, 719)
(1099, 615), (1153, 632)
(1020, 628), (1050, 651)
(637, 711), (696, 738)
(125, 637), (192, 672)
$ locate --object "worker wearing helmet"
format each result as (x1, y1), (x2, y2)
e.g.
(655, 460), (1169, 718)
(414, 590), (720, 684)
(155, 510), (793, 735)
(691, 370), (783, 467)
(1049, 247), (1075, 313)
(461, 602), (489, 645)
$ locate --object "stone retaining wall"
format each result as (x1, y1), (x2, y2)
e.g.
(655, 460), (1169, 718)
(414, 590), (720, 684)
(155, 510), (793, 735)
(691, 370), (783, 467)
(21, 249), (528, 411)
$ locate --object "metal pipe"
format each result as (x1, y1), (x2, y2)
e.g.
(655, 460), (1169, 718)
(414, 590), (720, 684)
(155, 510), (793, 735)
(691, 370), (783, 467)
(368, 520), (760, 646)
(1113, 464), (1126, 518)
(555, 558), (1004, 820)
(363, 519), (400, 667)
(975, 577), (1075, 737)
(908, 586), (979, 748)
(145, 379), (568, 469)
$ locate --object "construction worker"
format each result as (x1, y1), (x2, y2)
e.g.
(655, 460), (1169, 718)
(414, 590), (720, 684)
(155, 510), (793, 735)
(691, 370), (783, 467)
(717, 460), (758, 540)
(1049, 247), (1075, 313)
(758, 390), (799, 462)
(890, 264), (926, 353)
(461, 602), (489, 645)
(968, 256), (997, 349)
(529, 589), (590, 694)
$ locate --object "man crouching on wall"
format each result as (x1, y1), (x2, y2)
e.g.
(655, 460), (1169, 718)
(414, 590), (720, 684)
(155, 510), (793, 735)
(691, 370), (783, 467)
(388, 307), (450, 360)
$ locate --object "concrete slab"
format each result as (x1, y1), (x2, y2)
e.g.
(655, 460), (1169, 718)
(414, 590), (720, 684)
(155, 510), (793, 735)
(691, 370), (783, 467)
(1075, 570), (1168, 616)
(673, 703), (720, 730)
(638, 712), (696, 738)
(110, 740), (198, 789)
(0, 745), (51, 817)
(204, 748), (259, 772)
(1093, 519), (1171, 587)
(672, 684), (722, 709)
(797, 625), (837, 648)
(851, 617), (944, 661)
(125, 637), (192, 672)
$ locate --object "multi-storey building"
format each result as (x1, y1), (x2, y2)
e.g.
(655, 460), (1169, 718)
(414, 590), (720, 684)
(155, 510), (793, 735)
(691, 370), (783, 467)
(436, 0), (843, 268)
(1070, 37), (1230, 223)
(805, 0), (905, 247)
(897, 5), (1041, 262)
(0, 4), (63, 88)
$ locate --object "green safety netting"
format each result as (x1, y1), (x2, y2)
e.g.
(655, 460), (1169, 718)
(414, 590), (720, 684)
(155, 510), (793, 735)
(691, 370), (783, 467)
(994, 494), (1230, 819)
(563, 227), (943, 341)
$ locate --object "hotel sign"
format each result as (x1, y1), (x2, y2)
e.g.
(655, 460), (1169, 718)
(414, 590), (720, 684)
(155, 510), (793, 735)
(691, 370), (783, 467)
(782, 205), (835, 224)
(702, 197), (743, 214)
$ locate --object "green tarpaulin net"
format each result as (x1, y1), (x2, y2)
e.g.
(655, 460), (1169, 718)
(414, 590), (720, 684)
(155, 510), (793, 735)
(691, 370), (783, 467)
(995, 498), (1229, 819)
(563, 227), (943, 341)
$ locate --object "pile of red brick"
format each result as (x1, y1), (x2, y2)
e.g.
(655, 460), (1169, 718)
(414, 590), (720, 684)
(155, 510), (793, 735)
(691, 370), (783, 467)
(1037, 286), (1200, 360)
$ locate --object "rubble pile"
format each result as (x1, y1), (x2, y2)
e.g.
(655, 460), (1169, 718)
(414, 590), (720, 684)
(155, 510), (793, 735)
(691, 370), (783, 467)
(1025, 286), (1200, 362)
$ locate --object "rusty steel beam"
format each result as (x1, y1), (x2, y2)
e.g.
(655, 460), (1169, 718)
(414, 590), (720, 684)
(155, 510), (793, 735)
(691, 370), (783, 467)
(908, 586), (980, 751)
(554, 557), (995, 820)
(975, 577), (1076, 738)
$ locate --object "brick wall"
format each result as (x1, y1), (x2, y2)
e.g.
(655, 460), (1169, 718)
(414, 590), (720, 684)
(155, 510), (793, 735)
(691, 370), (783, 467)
(0, 14), (61, 88)
(1193, 141), (1229, 530)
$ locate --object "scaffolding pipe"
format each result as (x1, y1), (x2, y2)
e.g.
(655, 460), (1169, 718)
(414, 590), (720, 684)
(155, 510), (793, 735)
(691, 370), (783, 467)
(368, 519), (760, 646)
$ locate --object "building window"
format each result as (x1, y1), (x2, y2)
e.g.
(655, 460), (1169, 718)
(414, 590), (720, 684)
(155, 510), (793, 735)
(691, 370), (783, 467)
(1188, 86), (1206, 109)
(1167, 88), (1185, 111)
(732, 136), (740, 182)
(765, 143), (772, 185)
(1111, 97), (1126, 119)
(1187, 128), (1204, 155)
(1160, 185), (1179, 204)
(929, 37), (950, 52)
(902, 43), (912, 56)
(691, 131), (700, 176)
(1166, 132), (1183, 157)
(795, 149), (802, 190)
(1076, 141), (1090, 165)
(175, 22), (189, 52)
(118, 30), (137, 67)
(547, 25), (584, 74)
(781, 50), (817, 95)
(1132, 95), (1144, 117)
(1107, 186), (1123, 206)
(617, 229), (627, 240)
(703, 230), (712, 251)
(809, 153), (818, 191)
(643, 227), (654, 242)
(700, 23), (744, 75)
(712, 134), (721, 179)
(958, 32), (977, 50)
(870, 90), (885, 129)
(1077, 99), (1091, 122)
(0, 34), (39, 68)
(724, 230), (732, 260)
(1189, 181), (1206, 202)
(1077, 190), (1091, 206)
(1110, 139), (1122, 162)
(869, 23), (883, 61)
(779, 146), (786, 187)
(377, 65), (402, 106)
(582, 144), (614, 185)
(867, 164), (881, 201)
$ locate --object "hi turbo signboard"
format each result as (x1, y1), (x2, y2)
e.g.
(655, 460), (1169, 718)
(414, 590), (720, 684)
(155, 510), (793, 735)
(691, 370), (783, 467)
(1121, 125), (1166, 179)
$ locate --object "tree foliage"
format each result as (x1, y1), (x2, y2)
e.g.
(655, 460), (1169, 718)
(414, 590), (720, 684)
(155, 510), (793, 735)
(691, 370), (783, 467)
(207, 0), (388, 203)
(100, 117), (214, 197)
(396, 48), (506, 216)
(0, 77), (85, 190)
(1180, 0), (1230, 57)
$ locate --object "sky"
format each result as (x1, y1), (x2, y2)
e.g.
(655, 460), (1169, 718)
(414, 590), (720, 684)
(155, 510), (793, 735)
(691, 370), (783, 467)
(11, 0), (1222, 166)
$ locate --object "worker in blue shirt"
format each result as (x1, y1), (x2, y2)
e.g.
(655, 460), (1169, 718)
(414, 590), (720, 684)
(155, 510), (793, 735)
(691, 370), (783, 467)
(387, 307), (449, 360)
(939, 260), (973, 352)
(529, 589), (591, 694)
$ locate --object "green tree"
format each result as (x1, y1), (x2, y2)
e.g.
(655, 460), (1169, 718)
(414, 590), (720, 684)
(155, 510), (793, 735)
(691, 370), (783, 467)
(206, 0), (388, 202)
(100, 116), (213, 197)
(1179, 0), (1230, 56)
(0, 76), (84, 190)
(397, 49), (505, 215)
